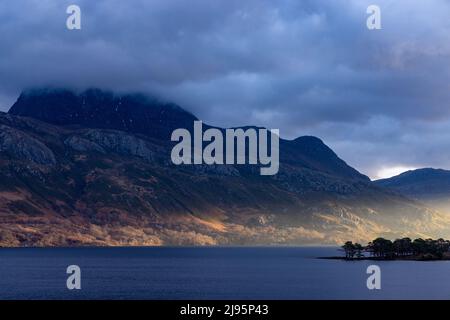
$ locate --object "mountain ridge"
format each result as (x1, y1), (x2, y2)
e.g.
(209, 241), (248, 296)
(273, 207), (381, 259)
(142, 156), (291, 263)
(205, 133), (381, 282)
(9, 88), (370, 182)
(0, 88), (448, 246)
(375, 168), (450, 201)
(9, 88), (198, 141)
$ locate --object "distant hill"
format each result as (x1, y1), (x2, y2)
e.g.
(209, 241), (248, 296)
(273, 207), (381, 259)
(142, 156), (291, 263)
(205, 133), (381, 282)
(0, 88), (448, 246)
(375, 168), (450, 215)
(375, 168), (450, 201)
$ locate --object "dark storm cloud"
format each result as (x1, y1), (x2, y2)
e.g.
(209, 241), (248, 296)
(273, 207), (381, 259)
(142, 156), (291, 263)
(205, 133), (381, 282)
(0, 0), (450, 178)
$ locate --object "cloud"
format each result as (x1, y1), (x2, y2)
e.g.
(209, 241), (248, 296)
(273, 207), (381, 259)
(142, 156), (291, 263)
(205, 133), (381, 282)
(0, 0), (450, 177)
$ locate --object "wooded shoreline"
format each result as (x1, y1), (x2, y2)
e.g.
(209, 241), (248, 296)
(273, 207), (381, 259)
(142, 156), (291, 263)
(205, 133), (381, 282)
(325, 237), (450, 261)
(320, 253), (450, 261)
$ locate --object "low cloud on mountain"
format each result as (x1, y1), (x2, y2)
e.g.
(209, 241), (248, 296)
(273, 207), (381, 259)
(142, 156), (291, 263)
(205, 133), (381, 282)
(0, 0), (449, 177)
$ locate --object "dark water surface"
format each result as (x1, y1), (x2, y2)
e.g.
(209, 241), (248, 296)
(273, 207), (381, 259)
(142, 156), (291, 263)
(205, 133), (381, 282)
(0, 247), (449, 299)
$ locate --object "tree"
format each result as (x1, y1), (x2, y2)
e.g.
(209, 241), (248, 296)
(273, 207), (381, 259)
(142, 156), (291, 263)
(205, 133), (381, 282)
(370, 237), (393, 258)
(393, 237), (412, 256)
(401, 237), (412, 255)
(412, 238), (426, 255)
(435, 238), (450, 257)
(342, 241), (356, 259)
(354, 243), (364, 258)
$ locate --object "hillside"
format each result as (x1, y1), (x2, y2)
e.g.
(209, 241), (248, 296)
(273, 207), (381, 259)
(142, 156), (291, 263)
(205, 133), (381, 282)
(376, 168), (450, 214)
(0, 89), (448, 246)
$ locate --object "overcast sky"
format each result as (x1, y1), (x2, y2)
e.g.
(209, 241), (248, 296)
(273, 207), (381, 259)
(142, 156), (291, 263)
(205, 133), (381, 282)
(0, 0), (449, 179)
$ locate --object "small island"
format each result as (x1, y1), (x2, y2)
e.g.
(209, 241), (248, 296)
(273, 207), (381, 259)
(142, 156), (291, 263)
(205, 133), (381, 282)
(324, 237), (450, 261)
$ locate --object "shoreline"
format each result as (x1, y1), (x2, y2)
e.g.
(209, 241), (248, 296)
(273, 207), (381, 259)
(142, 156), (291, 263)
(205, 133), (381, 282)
(319, 255), (450, 261)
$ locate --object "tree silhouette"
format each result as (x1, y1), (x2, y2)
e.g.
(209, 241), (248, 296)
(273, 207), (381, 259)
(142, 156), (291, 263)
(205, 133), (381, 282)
(342, 241), (356, 259)
(393, 237), (412, 256)
(354, 243), (364, 258)
(368, 237), (393, 258)
(342, 237), (449, 260)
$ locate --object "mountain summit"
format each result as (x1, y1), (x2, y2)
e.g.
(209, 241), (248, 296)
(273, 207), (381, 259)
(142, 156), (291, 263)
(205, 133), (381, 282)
(9, 88), (197, 140)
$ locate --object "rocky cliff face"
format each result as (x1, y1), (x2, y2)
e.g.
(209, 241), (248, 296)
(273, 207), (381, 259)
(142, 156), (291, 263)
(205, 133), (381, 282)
(0, 89), (448, 246)
(0, 124), (56, 165)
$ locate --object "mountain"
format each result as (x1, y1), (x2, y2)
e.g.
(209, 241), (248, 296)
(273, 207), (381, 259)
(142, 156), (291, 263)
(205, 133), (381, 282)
(9, 88), (198, 140)
(375, 168), (450, 213)
(10, 89), (368, 182)
(376, 168), (450, 200)
(0, 88), (448, 246)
